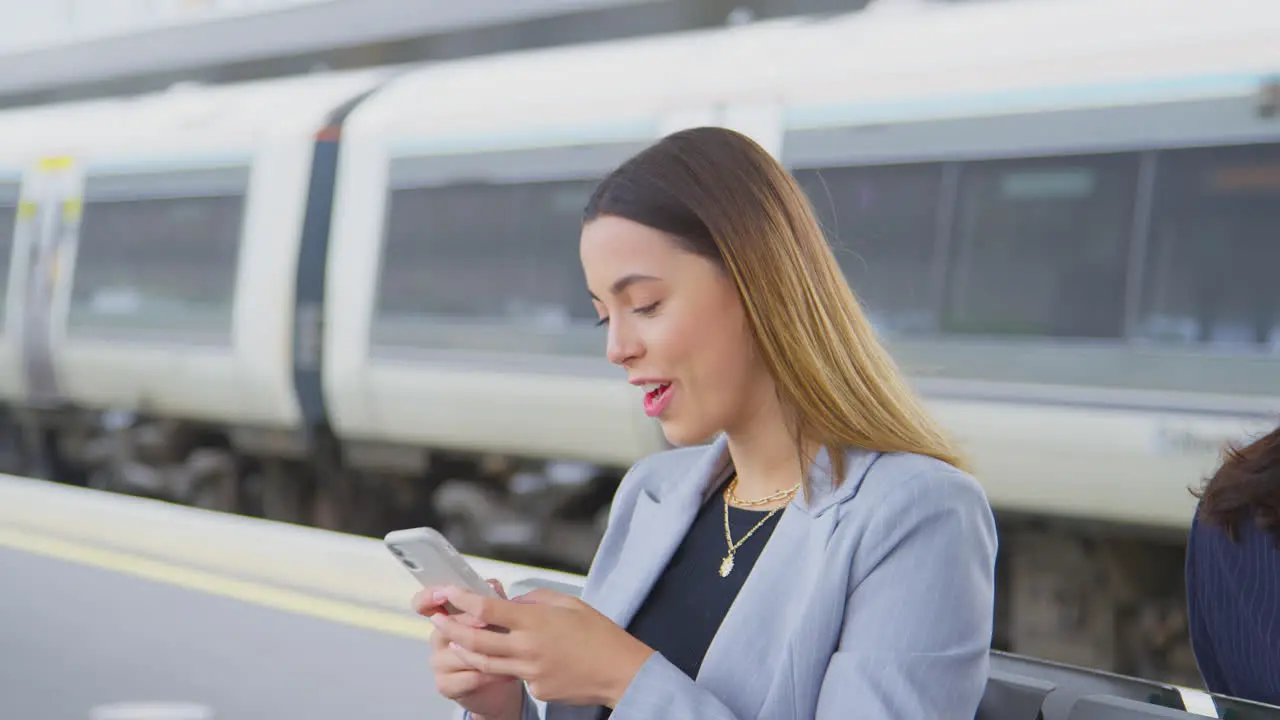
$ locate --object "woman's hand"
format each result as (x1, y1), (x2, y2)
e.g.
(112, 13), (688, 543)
(429, 585), (655, 708)
(414, 580), (525, 720)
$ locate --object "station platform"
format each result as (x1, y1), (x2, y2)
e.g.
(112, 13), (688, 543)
(3, 474), (1278, 720)
(0, 474), (579, 719)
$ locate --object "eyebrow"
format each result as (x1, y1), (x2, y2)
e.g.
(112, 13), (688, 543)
(589, 273), (661, 301)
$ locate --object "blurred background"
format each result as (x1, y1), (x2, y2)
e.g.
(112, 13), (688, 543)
(0, 0), (1276, 718)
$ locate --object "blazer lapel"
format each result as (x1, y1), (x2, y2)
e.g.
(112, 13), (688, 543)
(590, 436), (731, 630)
(693, 447), (881, 718)
(691, 504), (834, 717)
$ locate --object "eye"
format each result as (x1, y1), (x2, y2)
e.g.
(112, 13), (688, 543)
(633, 301), (660, 317)
(594, 316), (609, 328)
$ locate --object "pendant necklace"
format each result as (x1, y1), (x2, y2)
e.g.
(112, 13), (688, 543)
(719, 474), (800, 578)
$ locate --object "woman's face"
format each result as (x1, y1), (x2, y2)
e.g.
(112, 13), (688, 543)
(581, 215), (772, 446)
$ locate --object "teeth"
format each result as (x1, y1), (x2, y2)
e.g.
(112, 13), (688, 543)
(642, 382), (669, 393)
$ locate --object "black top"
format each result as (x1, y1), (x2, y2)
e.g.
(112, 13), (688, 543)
(597, 475), (783, 719)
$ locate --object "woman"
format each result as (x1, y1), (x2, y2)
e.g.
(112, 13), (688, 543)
(1186, 425), (1280, 705)
(414, 126), (998, 720)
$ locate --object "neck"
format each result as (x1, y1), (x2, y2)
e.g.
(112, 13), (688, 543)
(723, 401), (811, 504)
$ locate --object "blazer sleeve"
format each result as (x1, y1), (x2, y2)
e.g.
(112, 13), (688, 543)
(607, 464), (998, 720)
(814, 466), (998, 718)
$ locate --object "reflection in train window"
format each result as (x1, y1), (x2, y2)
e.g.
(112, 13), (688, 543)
(944, 153), (1139, 339)
(70, 189), (246, 339)
(0, 184), (16, 321)
(1136, 143), (1280, 350)
(375, 178), (597, 336)
(794, 163), (943, 335)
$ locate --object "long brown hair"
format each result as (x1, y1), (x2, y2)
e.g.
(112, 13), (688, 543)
(584, 126), (966, 485)
(1193, 425), (1280, 546)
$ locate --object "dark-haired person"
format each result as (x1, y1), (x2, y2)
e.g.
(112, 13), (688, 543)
(1186, 425), (1280, 705)
(414, 127), (998, 720)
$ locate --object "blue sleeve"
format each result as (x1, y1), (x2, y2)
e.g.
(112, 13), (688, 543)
(1185, 517), (1231, 695)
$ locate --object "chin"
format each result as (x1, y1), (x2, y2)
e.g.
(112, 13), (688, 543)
(658, 417), (720, 448)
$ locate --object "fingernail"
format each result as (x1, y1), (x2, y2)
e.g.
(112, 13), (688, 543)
(432, 590), (446, 602)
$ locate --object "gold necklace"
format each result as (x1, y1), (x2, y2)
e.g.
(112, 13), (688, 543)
(719, 475), (800, 578)
(725, 481), (800, 507)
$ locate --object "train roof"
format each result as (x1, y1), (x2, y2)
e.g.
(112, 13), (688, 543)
(2, 0), (1276, 169)
(348, 0), (1280, 150)
(0, 65), (393, 170)
(783, 0), (1280, 127)
(344, 14), (816, 153)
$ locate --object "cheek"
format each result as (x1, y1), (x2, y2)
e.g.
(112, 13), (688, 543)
(669, 308), (756, 409)
(698, 320), (757, 399)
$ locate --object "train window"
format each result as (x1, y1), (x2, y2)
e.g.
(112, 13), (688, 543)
(373, 177), (598, 353)
(943, 153), (1139, 339)
(793, 163), (944, 335)
(69, 168), (248, 340)
(0, 183), (16, 321)
(1135, 143), (1280, 350)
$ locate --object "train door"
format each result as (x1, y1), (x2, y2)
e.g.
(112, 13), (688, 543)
(16, 156), (83, 407)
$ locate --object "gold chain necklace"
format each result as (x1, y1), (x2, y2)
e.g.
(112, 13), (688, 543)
(719, 475), (800, 578)
(725, 481), (799, 507)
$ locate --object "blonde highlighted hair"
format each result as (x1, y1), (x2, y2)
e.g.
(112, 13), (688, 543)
(585, 126), (967, 483)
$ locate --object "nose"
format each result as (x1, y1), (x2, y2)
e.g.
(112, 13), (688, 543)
(605, 317), (642, 367)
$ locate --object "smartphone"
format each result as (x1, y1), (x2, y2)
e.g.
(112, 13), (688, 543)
(384, 527), (499, 616)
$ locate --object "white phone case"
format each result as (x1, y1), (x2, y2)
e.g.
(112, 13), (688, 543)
(384, 527), (499, 600)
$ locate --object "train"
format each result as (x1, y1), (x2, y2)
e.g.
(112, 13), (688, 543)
(0, 0), (1277, 685)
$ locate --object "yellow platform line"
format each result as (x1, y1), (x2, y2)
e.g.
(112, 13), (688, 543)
(0, 524), (433, 642)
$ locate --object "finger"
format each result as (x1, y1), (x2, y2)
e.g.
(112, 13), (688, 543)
(430, 647), (469, 673)
(519, 588), (579, 608)
(432, 646), (494, 675)
(440, 604), (494, 630)
(412, 588), (451, 616)
(436, 668), (503, 700)
(488, 579), (508, 600)
(432, 606), (485, 629)
(430, 629), (486, 674)
(431, 613), (518, 658)
(448, 642), (528, 679)
(452, 602), (497, 629)
(429, 620), (482, 671)
(441, 586), (521, 630)
(429, 621), (450, 651)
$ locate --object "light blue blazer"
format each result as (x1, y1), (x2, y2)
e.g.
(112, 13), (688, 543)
(496, 434), (999, 719)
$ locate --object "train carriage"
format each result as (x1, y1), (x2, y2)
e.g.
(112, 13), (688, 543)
(0, 68), (391, 502)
